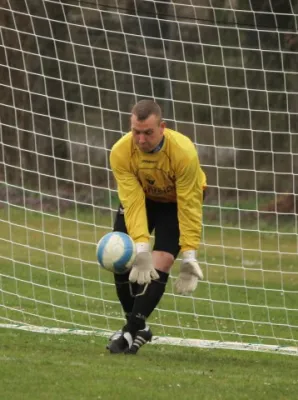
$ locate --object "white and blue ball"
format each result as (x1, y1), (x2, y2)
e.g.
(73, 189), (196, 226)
(96, 232), (136, 274)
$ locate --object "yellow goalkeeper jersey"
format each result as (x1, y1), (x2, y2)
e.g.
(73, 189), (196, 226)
(110, 128), (206, 252)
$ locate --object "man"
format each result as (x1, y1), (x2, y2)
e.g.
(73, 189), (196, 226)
(108, 99), (206, 354)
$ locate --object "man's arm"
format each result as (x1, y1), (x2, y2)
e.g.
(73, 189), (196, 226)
(110, 148), (159, 284)
(110, 149), (149, 244)
(174, 151), (205, 295)
(175, 152), (204, 252)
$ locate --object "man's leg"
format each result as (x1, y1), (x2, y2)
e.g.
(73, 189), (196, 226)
(107, 205), (136, 352)
(107, 272), (139, 353)
(108, 202), (155, 353)
(124, 202), (180, 354)
(123, 251), (173, 354)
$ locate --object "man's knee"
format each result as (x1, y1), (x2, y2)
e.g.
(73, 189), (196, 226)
(152, 251), (174, 273)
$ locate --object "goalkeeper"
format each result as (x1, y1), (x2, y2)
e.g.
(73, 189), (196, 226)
(108, 99), (206, 354)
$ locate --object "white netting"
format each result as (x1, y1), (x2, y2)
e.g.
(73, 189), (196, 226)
(0, 0), (297, 354)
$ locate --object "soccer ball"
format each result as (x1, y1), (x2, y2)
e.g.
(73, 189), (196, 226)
(96, 231), (136, 274)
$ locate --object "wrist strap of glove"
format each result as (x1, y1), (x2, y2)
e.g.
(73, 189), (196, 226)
(182, 250), (197, 262)
(136, 242), (150, 253)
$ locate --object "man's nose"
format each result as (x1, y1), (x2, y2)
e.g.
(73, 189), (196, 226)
(138, 134), (146, 143)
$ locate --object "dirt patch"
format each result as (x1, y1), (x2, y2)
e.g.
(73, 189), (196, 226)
(261, 194), (297, 215)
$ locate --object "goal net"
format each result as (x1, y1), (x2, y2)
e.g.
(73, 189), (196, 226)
(0, 0), (297, 355)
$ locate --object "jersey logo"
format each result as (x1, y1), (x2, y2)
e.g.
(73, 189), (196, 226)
(145, 174), (155, 185)
(146, 177), (155, 185)
(142, 159), (156, 164)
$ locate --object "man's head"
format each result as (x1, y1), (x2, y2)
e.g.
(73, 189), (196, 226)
(130, 100), (166, 153)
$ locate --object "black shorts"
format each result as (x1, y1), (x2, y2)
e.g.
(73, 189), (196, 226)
(113, 198), (181, 259)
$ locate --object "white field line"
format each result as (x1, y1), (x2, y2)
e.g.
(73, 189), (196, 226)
(0, 323), (297, 356)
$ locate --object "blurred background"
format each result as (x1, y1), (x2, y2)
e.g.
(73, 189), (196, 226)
(0, 0), (297, 217)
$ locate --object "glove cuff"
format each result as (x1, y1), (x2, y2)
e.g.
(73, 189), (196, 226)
(136, 242), (150, 253)
(182, 250), (196, 262)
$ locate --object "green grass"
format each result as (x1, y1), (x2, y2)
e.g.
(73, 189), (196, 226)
(0, 202), (298, 399)
(0, 204), (298, 346)
(1, 329), (298, 400)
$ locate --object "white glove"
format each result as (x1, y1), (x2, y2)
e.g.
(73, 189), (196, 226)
(175, 250), (203, 296)
(129, 243), (159, 285)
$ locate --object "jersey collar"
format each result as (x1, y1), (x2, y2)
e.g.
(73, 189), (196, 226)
(148, 136), (165, 154)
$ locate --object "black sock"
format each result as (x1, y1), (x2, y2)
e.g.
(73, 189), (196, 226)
(125, 270), (169, 335)
(114, 272), (138, 319)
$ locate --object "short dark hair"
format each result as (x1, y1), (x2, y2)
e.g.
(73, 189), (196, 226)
(131, 99), (162, 121)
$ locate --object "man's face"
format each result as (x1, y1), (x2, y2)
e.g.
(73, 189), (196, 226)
(131, 113), (165, 153)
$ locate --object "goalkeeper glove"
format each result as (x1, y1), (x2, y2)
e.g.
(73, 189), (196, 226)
(175, 250), (203, 296)
(129, 243), (159, 285)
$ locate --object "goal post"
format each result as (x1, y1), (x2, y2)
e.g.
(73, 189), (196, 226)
(0, 0), (298, 356)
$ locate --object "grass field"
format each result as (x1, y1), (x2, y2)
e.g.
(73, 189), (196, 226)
(0, 202), (298, 399)
(1, 329), (298, 400)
